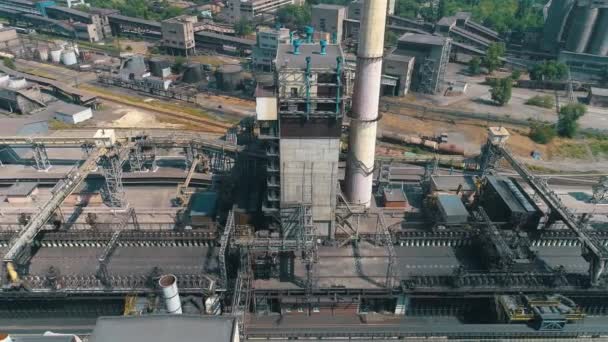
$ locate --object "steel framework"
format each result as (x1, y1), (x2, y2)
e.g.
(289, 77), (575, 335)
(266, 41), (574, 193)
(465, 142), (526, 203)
(481, 138), (608, 285)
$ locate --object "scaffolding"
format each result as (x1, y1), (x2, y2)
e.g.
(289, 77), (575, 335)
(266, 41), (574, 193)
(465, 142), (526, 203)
(99, 146), (129, 208)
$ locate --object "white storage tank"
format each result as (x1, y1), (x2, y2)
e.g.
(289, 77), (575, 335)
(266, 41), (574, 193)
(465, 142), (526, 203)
(0, 73), (10, 87)
(61, 48), (77, 66)
(50, 48), (62, 63)
(7, 77), (27, 90)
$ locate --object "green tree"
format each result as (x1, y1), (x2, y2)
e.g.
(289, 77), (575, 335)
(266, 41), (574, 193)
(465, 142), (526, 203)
(490, 77), (512, 106)
(276, 4), (311, 28)
(3, 57), (15, 70)
(529, 60), (568, 81)
(557, 103), (587, 138)
(172, 56), (186, 73)
(235, 18), (254, 37)
(511, 69), (522, 80)
(529, 123), (556, 144)
(468, 56), (481, 75)
(482, 42), (506, 74)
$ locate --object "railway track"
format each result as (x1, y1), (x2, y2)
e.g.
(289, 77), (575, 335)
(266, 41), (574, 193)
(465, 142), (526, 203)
(77, 84), (235, 134)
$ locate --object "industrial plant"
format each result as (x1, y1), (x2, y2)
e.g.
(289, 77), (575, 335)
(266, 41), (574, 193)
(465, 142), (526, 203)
(0, 0), (608, 341)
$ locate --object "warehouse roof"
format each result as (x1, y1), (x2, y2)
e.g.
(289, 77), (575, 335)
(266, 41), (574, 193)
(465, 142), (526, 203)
(276, 43), (343, 70)
(90, 315), (237, 342)
(398, 33), (448, 46)
(590, 87), (608, 97)
(4, 181), (37, 197)
(431, 175), (476, 192)
(437, 194), (469, 217)
(50, 102), (90, 117)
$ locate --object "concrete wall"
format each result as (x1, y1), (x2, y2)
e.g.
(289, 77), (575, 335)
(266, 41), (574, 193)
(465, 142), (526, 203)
(280, 138), (339, 231)
(161, 17), (196, 52)
(311, 5), (346, 42)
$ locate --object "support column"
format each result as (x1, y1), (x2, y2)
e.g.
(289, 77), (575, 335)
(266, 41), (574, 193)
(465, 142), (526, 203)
(344, 0), (388, 207)
(32, 143), (51, 171)
(99, 151), (126, 208)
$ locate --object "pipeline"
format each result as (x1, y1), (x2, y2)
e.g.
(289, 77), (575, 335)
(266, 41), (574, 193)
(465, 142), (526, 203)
(378, 131), (465, 155)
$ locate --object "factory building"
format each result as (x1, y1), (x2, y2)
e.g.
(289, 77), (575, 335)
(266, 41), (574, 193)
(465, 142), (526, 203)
(51, 102), (93, 124)
(161, 15), (197, 56)
(382, 52), (414, 96)
(0, 75), (47, 114)
(480, 175), (541, 230)
(45, 5), (111, 40)
(588, 87), (608, 107)
(225, 0), (305, 23)
(311, 4), (346, 43)
(252, 26), (290, 73)
(0, 27), (19, 49)
(543, 0), (608, 75)
(391, 33), (451, 94)
(269, 37), (346, 235)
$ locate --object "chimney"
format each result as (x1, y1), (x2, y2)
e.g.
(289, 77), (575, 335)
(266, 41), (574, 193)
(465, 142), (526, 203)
(159, 274), (182, 314)
(344, 0), (388, 207)
(320, 39), (328, 55)
(292, 39), (301, 55)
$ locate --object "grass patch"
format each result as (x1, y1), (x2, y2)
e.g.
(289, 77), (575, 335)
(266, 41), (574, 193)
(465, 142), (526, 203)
(553, 142), (589, 159)
(588, 140), (608, 157)
(525, 95), (554, 109)
(48, 119), (76, 130)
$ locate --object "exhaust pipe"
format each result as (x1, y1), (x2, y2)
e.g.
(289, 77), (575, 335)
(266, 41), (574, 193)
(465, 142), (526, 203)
(159, 274), (182, 314)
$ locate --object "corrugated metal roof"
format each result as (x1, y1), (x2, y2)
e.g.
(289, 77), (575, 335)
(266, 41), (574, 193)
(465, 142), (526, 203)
(90, 315), (236, 342)
(4, 181), (37, 196)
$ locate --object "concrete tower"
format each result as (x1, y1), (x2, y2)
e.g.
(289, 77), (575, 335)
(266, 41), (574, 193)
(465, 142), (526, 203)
(344, 0), (388, 206)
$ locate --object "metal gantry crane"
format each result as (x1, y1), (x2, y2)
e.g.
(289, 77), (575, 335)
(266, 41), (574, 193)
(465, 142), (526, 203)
(2, 146), (106, 286)
(481, 128), (608, 285)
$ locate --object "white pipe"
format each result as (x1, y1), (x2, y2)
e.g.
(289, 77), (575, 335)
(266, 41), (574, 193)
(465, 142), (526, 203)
(345, 0), (388, 207)
(159, 274), (182, 314)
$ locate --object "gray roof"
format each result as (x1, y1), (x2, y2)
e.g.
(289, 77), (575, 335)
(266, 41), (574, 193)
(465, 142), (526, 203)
(312, 4), (346, 10)
(437, 194), (469, 217)
(590, 87), (608, 97)
(398, 33), (448, 46)
(4, 181), (37, 196)
(50, 102), (90, 117)
(385, 53), (415, 63)
(90, 315), (236, 342)
(277, 43), (343, 70)
(431, 175), (476, 192)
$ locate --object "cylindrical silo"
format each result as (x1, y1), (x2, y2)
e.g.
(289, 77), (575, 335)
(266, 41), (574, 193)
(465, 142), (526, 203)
(344, 0), (388, 207)
(149, 58), (171, 77)
(588, 8), (608, 55)
(565, 3), (599, 53)
(50, 48), (62, 63)
(34, 46), (48, 62)
(182, 63), (203, 83)
(542, 0), (575, 52)
(61, 48), (77, 66)
(159, 274), (182, 314)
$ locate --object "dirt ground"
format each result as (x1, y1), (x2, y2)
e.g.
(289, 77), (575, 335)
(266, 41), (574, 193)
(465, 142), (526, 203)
(118, 40), (149, 55)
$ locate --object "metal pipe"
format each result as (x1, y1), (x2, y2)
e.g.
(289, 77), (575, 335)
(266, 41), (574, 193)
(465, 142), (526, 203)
(159, 274), (182, 314)
(305, 56), (311, 117)
(344, 0), (387, 207)
(335, 57), (342, 114)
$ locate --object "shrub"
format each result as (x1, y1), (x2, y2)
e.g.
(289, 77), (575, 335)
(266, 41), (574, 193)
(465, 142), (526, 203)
(529, 123), (556, 144)
(525, 95), (554, 109)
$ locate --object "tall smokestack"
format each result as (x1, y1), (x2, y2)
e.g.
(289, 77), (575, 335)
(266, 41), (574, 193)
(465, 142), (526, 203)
(345, 0), (388, 207)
